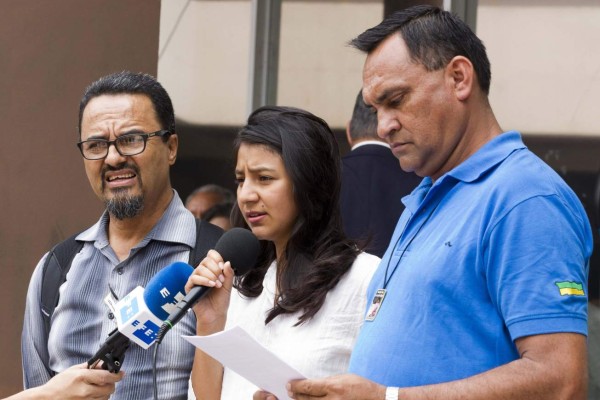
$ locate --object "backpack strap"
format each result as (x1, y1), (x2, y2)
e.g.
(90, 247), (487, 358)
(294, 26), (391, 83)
(188, 218), (224, 266)
(40, 234), (83, 328)
(39, 232), (84, 374)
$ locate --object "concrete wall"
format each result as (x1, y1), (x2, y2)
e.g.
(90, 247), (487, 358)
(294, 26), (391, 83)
(158, 0), (383, 128)
(478, 0), (600, 136)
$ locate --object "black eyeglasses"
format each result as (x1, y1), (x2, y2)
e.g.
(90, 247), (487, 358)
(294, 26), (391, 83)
(77, 130), (171, 160)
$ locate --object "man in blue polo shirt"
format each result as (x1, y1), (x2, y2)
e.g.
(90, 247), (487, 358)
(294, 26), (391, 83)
(272, 5), (593, 400)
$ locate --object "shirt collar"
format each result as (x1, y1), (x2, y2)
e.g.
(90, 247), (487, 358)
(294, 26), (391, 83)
(445, 131), (526, 183)
(351, 140), (390, 151)
(402, 131), (526, 212)
(76, 190), (196, 249)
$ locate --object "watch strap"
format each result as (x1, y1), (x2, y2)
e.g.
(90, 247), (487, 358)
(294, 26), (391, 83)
(385, 386), (399, 400)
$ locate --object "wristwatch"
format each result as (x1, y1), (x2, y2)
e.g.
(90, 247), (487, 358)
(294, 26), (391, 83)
(385, 387), (399, 400)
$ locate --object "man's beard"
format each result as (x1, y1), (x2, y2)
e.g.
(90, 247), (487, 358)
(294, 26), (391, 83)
(101, 163), (144, 220)
(105, 189), (144, 220)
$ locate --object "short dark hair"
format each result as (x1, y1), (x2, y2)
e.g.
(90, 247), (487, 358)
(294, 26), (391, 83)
(202, 201), (234, 223)
(351, 5), (491, 94)
(231, 106), (360, 325)
(78, 71), (176, 138)
(349, 89), (379, 142)
(186, 184), (235, 206)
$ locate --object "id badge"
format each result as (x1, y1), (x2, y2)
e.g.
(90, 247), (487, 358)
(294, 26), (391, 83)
(365, 288), (386, 321)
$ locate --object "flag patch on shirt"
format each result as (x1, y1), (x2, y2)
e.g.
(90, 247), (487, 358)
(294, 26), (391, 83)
(555, 281), (585, 296)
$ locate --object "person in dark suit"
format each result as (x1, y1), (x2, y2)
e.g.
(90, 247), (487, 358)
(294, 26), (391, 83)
(340, 90), (421, 257)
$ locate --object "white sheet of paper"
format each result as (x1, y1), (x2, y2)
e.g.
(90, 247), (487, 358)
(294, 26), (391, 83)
(183, 326), (305, 400)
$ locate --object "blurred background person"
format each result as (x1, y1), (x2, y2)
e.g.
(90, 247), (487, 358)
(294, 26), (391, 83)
(340, 90), (421, 258)
(186, 106), (380, 400)
(201, 202), (234, 231)
(185, 184), (235, 219)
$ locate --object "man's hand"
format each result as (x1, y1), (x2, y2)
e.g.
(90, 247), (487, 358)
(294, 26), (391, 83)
(287, 374), (385, 400)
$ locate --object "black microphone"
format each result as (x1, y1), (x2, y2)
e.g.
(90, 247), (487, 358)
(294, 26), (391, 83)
(156, 228), (260, 343)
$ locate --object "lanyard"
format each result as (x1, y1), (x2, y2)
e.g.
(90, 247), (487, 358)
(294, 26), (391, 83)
(365, 185), (447, 322)
(382, 199), (442, 290)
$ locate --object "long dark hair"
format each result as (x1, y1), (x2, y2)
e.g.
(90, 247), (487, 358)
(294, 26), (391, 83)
(231, 106), (360, 325)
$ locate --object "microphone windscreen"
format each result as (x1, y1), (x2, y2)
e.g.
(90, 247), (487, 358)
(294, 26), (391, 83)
(214, 228), (260, 275)
(144, 261), (194, 321)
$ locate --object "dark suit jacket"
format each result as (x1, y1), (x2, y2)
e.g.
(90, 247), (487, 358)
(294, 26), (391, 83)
(340, 143), (421, 258)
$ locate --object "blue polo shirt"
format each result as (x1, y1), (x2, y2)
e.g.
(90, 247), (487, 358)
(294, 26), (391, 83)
(348, 131), (592, 386)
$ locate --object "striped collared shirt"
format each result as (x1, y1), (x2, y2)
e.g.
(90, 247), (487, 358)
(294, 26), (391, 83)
(22, 192), (198, 399)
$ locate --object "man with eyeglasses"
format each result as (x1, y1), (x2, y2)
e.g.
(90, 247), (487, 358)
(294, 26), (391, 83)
(21, 71), (221, 399)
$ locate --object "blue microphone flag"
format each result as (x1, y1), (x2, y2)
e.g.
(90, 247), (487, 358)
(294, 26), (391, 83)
(144, 261), (195, 321)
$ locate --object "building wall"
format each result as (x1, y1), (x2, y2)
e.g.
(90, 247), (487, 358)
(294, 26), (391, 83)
(158, 0), (600, 136)
(158, 0), (253, 126)
(158, 0), (383, 128)
(0, 1), (160, 396)
(478, 0), (600, 136)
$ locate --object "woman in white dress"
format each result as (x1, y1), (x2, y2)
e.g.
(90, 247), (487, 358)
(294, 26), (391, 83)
(187, 106), (380, 400)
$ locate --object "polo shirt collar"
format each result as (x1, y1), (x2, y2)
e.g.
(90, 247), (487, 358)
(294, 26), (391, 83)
(446, 131), (525, 183)
(402, 131), (525, 213)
